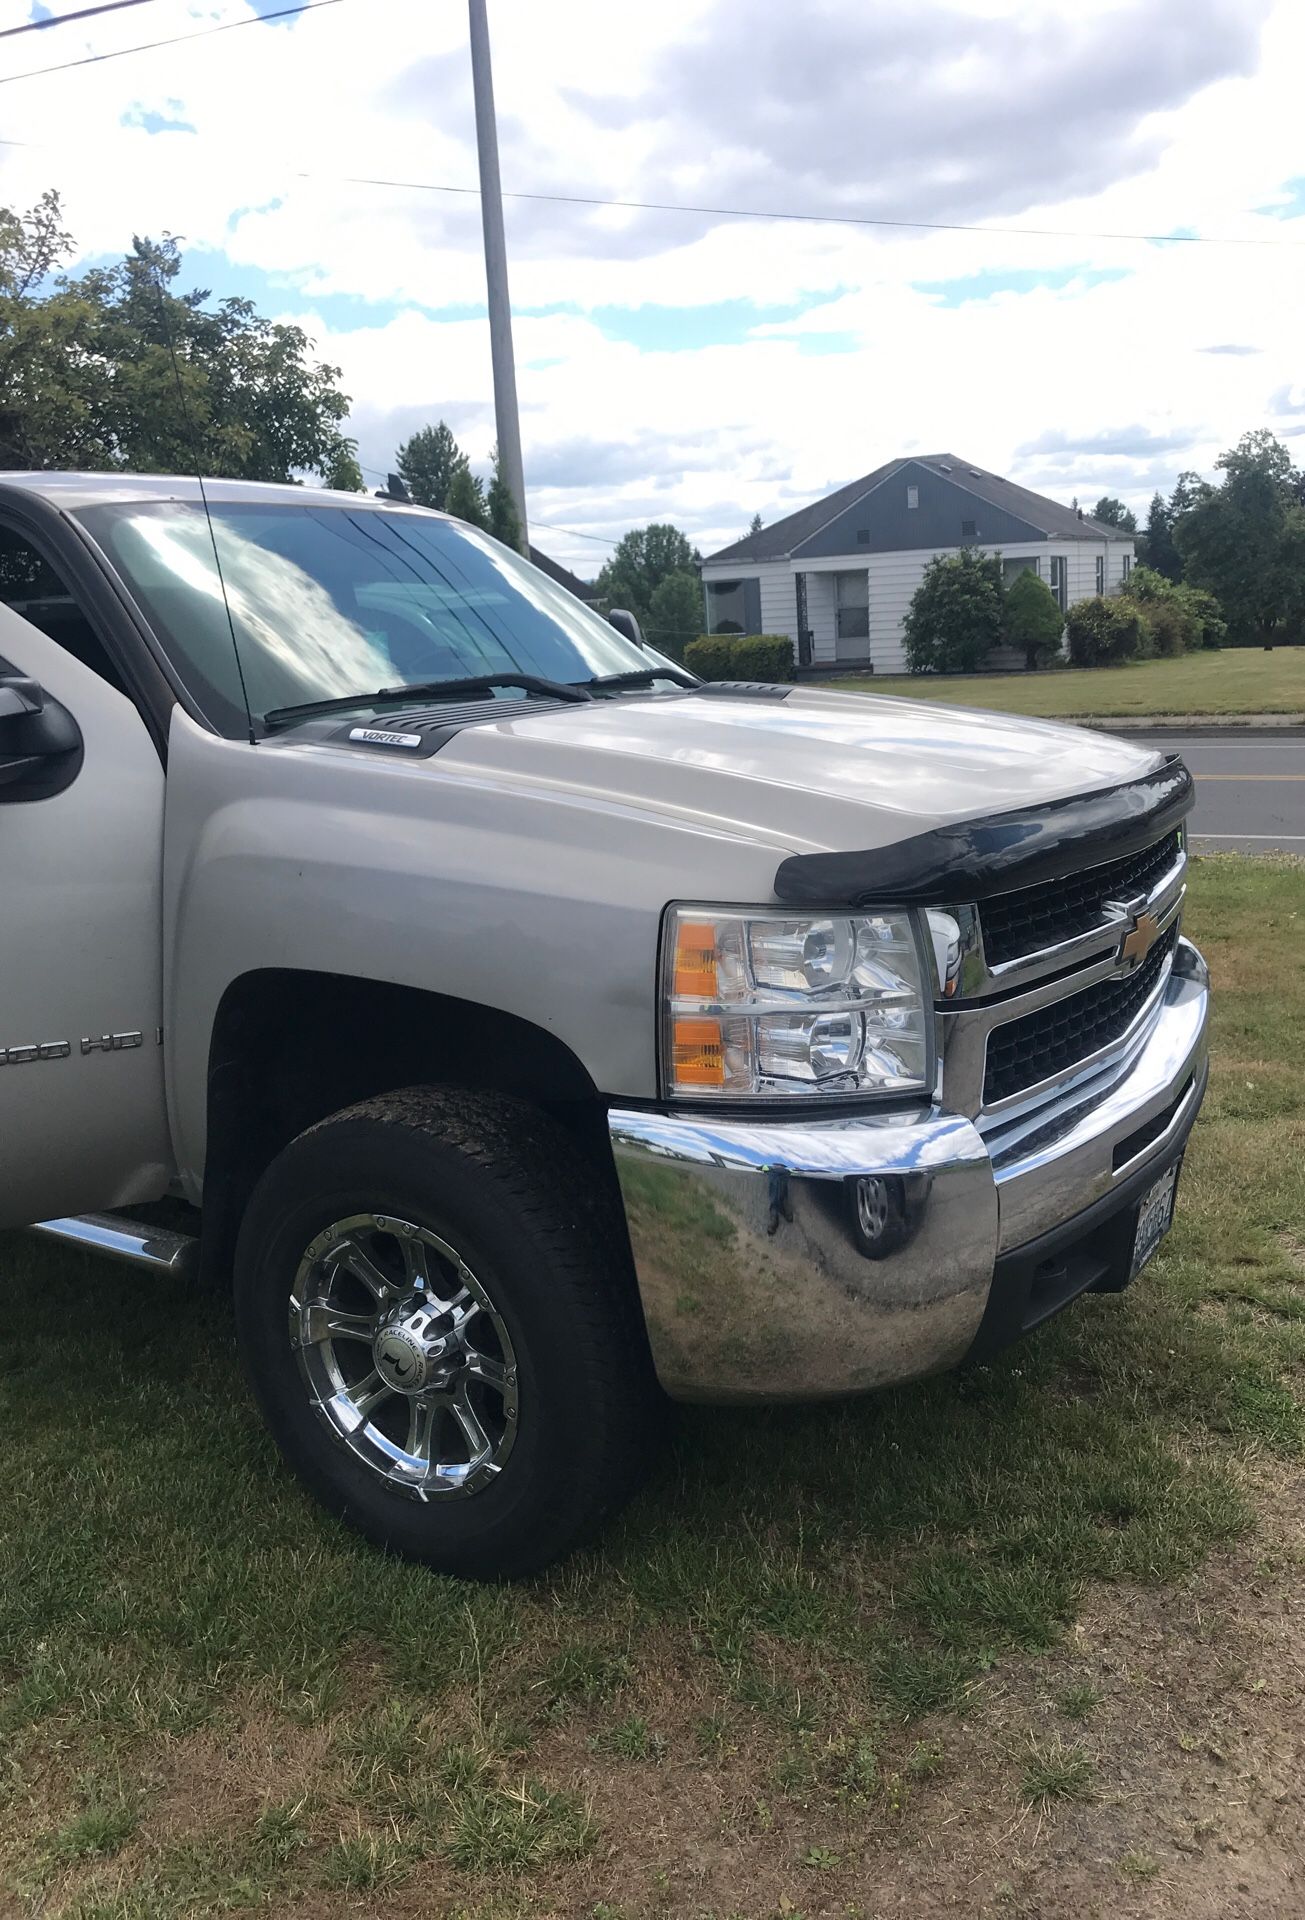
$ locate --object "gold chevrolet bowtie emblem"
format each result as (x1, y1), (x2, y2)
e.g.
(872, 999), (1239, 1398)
(1118, 909), (1161, 967)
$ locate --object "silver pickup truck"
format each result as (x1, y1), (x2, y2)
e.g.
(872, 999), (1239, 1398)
(1, 474), (1209, 1577)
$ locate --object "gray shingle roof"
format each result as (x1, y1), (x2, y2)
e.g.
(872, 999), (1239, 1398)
(705, 454), (1133, 564)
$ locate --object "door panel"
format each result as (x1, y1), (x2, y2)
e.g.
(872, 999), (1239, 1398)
(0, 604), (173, 1226)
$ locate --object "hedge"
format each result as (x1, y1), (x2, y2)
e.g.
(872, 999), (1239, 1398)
(684, 633), (796, 682)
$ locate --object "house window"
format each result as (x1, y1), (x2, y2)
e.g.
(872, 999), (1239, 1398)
(1002, 557), (1039, 588)
(1095, 555), (1105, 596)
(1122, 553), (1132, 582)
(704, 577), (760, 635)
(1049, 555), (1068, 612)
(906, 486), (919, 510)
(833, 570), (869, 659)
(960, 518), (977, 539)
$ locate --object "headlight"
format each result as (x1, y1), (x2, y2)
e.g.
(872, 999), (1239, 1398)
(661, 906), (930, 1100)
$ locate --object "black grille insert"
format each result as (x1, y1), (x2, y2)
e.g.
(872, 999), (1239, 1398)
(981, 830), (1181, 967)
(984, 923), (1179, 1106)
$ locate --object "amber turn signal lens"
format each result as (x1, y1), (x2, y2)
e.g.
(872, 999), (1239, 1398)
(673, 920), (720, 999)
(671, 1016), (725, 1087)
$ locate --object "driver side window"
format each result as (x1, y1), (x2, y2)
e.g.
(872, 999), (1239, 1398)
(0, 524), (127, 696)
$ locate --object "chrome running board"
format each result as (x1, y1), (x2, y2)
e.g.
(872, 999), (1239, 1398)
(28, 1212), (198, 1277)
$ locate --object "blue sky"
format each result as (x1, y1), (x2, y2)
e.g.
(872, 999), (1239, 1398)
(5, 0), (1305, 565)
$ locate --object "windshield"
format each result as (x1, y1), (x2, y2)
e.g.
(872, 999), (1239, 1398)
(75, 501), (656, 737)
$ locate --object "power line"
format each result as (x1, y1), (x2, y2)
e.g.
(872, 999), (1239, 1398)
(0, 0), (344, 83)
(0, 0), (168, 43)
(0, 127), (1299, 252)
(532, 520), (618, 546)
(317, 171), (1305, 252)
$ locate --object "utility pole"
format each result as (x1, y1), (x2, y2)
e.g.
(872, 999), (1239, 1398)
(468, 0), (528, 552)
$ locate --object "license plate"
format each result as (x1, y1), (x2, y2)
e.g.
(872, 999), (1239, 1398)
(1130, 1158), (1182, 1278)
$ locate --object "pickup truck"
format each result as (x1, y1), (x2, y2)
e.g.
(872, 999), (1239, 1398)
(1, 473), (1209, 1578)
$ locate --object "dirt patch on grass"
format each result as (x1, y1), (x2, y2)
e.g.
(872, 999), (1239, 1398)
(36, 1484), (1296, 1920)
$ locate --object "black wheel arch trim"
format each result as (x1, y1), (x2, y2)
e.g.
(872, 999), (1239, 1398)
(773, 755), (1195, 908)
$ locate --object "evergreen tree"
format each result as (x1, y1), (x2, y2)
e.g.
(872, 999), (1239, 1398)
(486, 445), (524, 551)
(443, 462), (488, 530)
(396, 421), (471, 511)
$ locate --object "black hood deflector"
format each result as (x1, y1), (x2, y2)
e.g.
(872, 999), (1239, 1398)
(773, 755), (1194, 908)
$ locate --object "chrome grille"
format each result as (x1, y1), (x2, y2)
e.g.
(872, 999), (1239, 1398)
(980, 830), (1182, 967)
(983, 923), (1179, 1106)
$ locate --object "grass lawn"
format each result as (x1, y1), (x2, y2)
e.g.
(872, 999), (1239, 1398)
(2, 857), (1303, 1918)
(824, 647), (1305, 719)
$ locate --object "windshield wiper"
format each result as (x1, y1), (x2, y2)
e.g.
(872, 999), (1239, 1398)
(263, 672), (593, 731)
(582, 667), (699, 693)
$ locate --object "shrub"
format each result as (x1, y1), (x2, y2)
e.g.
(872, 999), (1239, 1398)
(1121, 563), (1226, 653)
(1065, 596), (1145, 668)
(1139, 598), (1187, 658)
(903, 549), (1005, 674)
(1004, 569), (1065, 670)
(684, 633), (795, 682)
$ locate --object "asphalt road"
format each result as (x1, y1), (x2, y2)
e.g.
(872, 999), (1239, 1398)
(1123, 732), (1305, 855)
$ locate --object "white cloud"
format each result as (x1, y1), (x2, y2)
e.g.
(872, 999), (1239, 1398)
(2, 0), (1304, 568)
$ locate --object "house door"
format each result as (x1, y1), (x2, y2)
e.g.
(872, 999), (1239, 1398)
(834, 570), (870, 663)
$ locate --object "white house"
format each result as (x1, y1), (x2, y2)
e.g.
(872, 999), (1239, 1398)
(701, 454), (1136, 673)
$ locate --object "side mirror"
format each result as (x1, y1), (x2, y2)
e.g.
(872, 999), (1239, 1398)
(0, 674), (82, 796)
(608, 608), (645, 648)
(0, 675), (44, 723)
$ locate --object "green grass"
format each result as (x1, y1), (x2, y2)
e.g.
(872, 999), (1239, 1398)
(1, 854), (1302, 1914)
(1019, 1738), (1097, 1808)
(823, 646), (1305, 717)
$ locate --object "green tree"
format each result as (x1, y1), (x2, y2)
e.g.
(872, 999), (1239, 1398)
(485, 444), (524, 551)
(1092, 496), (1137, 532)
(0, 192), (353, 480)
(645, 570), (704, 662)
(1174, 430), (1305, 647)
(596, 523), (699, 623)
(902, 548), (1005, 674)
(321, 443), (366, 492)
(1139, 491), (1181, 581)
(1004, 567), (1064, 670)
(748, 511), (763, 536)
(396, 420), (471, 512)
(443, 462), (488, 530)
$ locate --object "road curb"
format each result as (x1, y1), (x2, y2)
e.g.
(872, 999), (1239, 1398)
(1077, 713), (1305, 735)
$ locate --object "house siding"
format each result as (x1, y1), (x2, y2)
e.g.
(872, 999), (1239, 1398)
(702, 537), (1135, 674)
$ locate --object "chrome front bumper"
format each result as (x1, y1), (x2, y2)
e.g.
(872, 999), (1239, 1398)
(608, 938), (1210, 1404)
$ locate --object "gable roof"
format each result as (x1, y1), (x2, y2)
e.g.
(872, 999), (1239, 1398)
(705, 454), (1133, 564)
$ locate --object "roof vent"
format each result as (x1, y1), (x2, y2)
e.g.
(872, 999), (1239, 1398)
(968, 468), (981, 477)
(961, 518), (977, 538)
(856, 528), (870, 543)
(936, 462), (952, 472)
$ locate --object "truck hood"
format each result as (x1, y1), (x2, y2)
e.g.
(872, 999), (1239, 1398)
(438, 685), (1163, 857)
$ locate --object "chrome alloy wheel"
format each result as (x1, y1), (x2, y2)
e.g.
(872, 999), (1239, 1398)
(289, 1214), (519, 1498)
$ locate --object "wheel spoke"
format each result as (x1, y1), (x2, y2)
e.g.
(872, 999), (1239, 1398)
(462, 1349), (507, 1395)
(449, 1385), (491, 1461)
(398, 1232), (431, 1293)
(299, 1302), (376, 1347)
(406, 1397), (436, 1463)
(346, 1370), (394, 1422)
(337, 1240), (400, 1304)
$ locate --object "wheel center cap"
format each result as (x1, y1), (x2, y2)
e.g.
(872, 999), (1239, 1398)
(374, 1327), (433, 1393)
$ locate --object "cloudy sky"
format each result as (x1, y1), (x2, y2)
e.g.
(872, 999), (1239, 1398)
(3, 0), (1304, 572)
